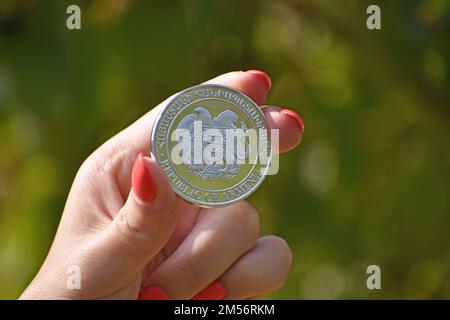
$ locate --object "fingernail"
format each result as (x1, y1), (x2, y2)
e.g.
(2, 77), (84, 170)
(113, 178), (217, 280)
(246, 70), (272, 90)
(132, 153), (155, 202)
(138, 286), (170, 300)
(193, 281), (225, 300)
(281, 109), (305, 134)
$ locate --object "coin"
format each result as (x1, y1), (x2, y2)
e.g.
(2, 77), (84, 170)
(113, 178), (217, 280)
(151, 84), (272, 207)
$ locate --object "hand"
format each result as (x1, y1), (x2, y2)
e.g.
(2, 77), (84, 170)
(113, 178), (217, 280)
(20, 71), (304, 300)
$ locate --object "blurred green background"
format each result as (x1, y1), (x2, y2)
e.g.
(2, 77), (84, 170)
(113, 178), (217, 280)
(1, 0), (449, 299)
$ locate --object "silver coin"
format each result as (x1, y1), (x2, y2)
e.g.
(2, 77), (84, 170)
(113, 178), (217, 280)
(151, 84), (272, 207)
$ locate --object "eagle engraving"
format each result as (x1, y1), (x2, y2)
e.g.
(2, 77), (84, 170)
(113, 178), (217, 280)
(176, 107), (249, 180)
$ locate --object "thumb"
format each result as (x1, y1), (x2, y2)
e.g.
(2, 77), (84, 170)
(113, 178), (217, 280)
(98, 153), (178, 275)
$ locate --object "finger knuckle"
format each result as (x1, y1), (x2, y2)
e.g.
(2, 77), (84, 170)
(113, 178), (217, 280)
(264, 236), (293, 289)
(112, 211), (156, 253)
(176, 259), (202, 293)
(229, 200), (260, 244)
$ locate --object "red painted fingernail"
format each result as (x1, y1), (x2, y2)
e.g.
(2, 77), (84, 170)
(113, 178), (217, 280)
(139, 286), (170, 300)
(193, 281), (225, 300)
(131, 153), (155, 202)
(246, 70), (272, 90)
(281, 109), (305, 134)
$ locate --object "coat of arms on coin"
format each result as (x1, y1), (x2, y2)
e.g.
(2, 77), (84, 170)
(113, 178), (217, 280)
(151, 84), (272, 207)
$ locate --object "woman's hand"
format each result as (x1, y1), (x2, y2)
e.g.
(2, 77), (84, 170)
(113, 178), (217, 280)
(20, 71), (304, 300)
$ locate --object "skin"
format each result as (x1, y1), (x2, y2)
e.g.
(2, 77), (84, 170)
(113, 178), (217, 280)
(20, 71), (303, 300)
